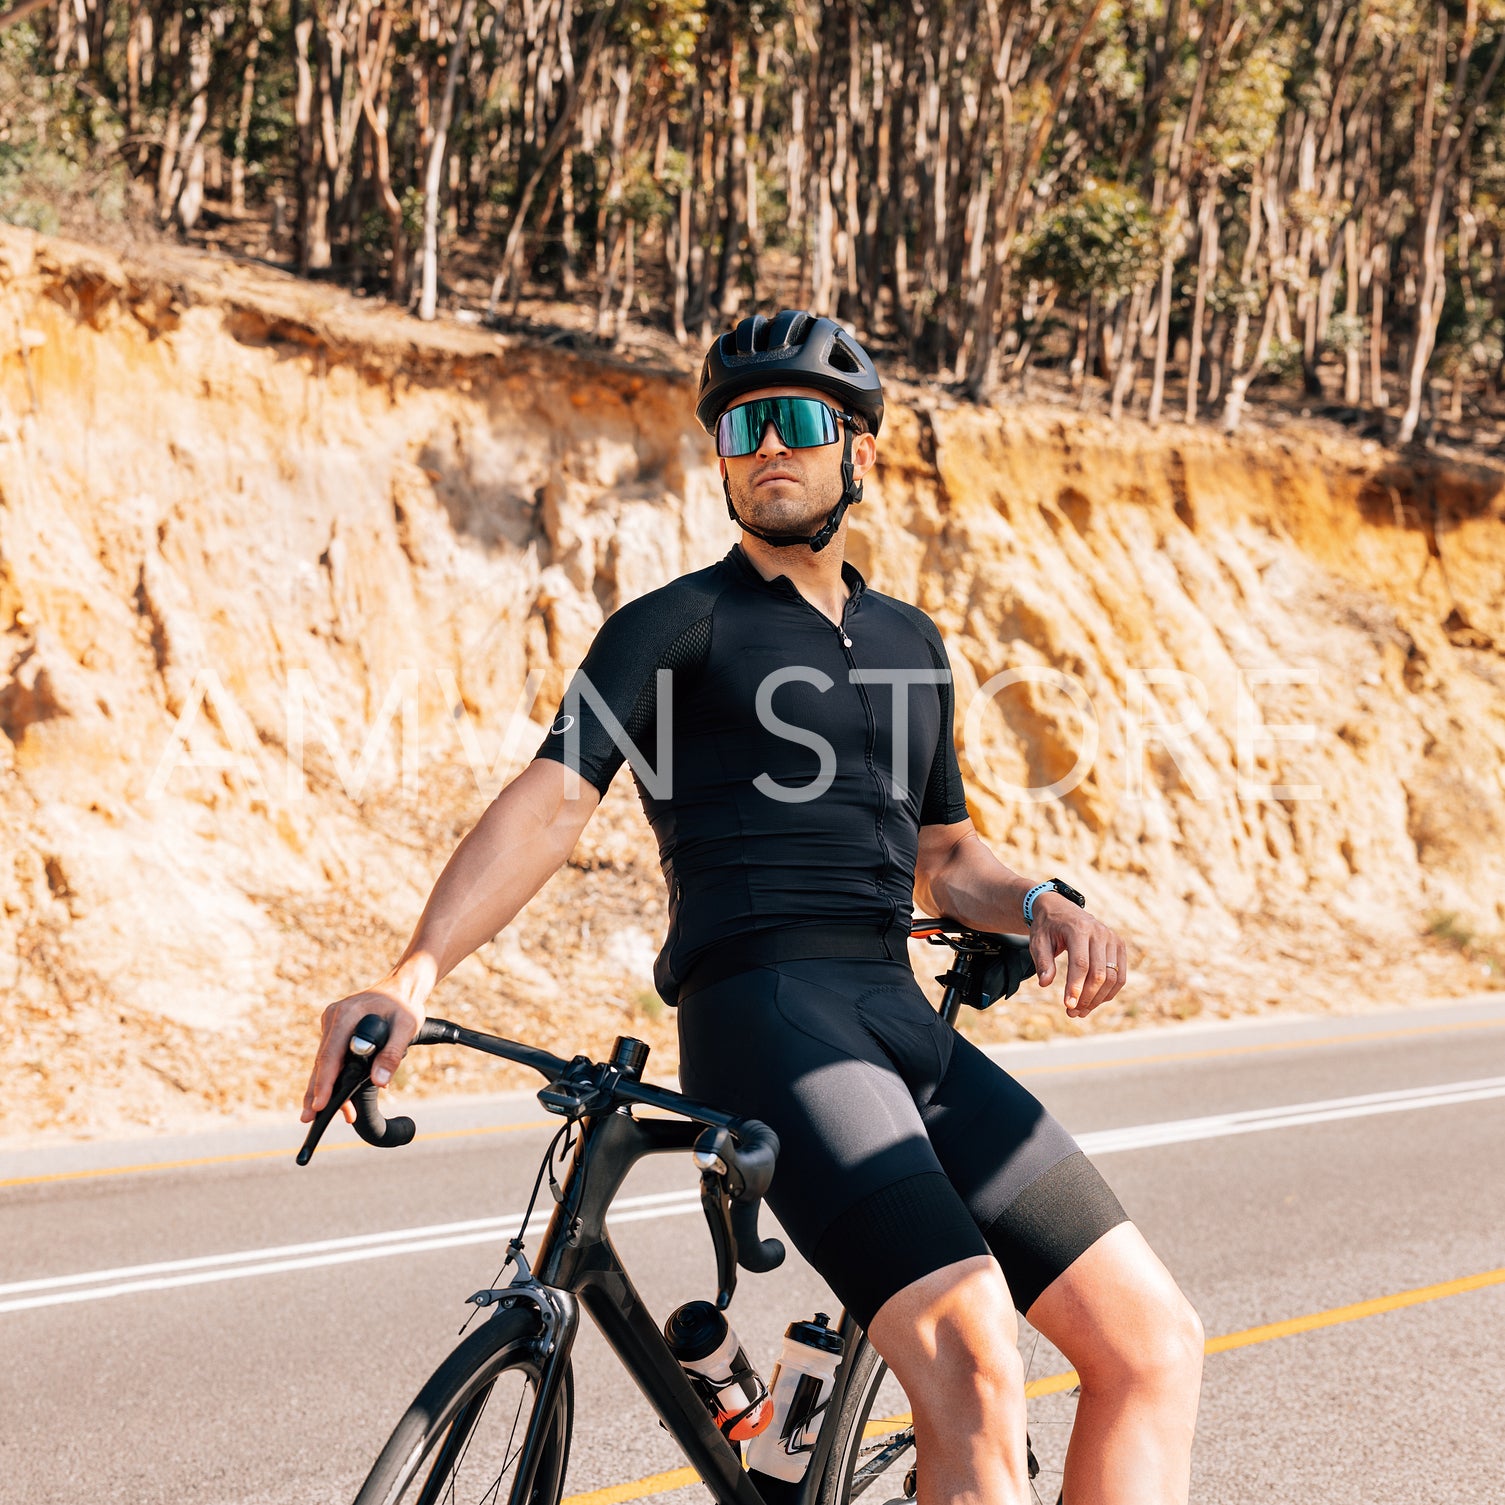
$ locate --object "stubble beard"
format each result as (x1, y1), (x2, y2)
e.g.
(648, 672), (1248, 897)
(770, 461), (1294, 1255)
(728, 468), (841, 535)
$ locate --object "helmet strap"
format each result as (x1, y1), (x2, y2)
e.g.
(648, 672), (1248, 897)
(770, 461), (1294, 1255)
(721, 428), (863, 554)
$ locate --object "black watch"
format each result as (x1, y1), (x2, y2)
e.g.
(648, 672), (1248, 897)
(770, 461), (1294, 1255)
(1023, 877), (1086, 925)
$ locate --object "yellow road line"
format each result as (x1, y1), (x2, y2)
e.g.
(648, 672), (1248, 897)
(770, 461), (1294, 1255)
(565, 1469), (700, 1505)
(0, 1118), (556, 1190)
(563, 1264), (1505, 1505)
(1203, 1265), (1505, 1354)
(1008, 1016), (1505, 1078)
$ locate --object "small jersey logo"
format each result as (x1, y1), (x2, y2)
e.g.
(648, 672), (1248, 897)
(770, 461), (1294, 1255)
(550, 714), (575, 735)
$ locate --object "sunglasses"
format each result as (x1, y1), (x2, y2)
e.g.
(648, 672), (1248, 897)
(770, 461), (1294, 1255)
(715, 396), (850, 458)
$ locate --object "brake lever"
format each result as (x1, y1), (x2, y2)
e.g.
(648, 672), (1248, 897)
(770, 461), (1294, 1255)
(695, 1122), (785, 1276)
(295, 1014), (418, 1165)
(699, 1171), (740, 1310)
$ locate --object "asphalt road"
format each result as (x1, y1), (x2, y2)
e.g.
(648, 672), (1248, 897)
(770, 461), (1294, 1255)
(3, 996), (1504, 1505)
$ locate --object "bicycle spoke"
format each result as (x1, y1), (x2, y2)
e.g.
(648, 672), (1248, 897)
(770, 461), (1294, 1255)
(415, 1363), (544, 1505)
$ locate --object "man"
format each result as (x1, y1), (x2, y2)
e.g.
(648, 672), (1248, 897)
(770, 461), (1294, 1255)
(303, 311), (1202, 1503)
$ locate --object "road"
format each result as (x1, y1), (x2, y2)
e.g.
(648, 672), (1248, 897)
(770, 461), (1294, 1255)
(3, 996), (1504, 1505)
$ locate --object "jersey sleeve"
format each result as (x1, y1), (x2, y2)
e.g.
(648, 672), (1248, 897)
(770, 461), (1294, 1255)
(533, 586), (715, 797)
(898, 605), (970, 827)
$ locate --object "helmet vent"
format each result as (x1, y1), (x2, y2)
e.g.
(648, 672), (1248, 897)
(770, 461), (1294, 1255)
(828, 337), (862, 373)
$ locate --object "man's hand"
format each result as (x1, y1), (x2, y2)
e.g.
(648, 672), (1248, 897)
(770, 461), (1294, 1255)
(1027, 893), (1128, 1019)
(300, 984), (426, 1124)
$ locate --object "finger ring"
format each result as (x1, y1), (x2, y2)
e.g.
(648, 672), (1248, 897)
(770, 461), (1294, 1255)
(1106, 963), (1119, 972)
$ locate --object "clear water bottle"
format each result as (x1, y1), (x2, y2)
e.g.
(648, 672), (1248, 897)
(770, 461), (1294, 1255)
(663, 1300), (773, 1443)
(744, 1312), (845, 1482)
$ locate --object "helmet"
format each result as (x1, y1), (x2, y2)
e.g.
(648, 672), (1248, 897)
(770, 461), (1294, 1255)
(696, 311), (884, 436)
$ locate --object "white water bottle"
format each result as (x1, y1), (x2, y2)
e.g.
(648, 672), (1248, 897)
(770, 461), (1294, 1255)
(744, 1313), (844, 1481)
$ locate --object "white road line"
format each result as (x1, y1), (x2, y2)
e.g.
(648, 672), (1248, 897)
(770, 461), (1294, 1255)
(1077, 1075), (1505, 1155)
(0, 1191), (695, 1300)
(5, 1076), (1503, 1317)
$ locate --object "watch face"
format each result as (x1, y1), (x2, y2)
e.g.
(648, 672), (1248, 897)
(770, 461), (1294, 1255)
(1051, 878), (1086, 908)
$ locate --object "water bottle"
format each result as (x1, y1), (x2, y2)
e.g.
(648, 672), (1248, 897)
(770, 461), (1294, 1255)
(744, 1312), (844, 1482)
(663, 1300), (773, 1442)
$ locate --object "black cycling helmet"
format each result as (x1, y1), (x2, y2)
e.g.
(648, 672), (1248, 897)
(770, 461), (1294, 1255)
(695, 310), (884, 436)
(698, 311), (884, 553)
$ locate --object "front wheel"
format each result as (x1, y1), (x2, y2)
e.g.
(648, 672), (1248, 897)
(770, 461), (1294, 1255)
(816, 1333), (1074, 1505)
(354, 1307), (573, 1505)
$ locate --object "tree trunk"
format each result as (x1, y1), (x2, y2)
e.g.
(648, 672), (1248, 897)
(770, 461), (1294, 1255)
(1343, 217), (1362, 404)
(292, 10), (332, 272)
(490, 0), (622, 312)
(1146, 232), (1177, 426)
(419, 0), (477, 321)
(1222, 291), (1280, 432)
(230, 1), (265, 217)
(1185, 181), (1219, 422)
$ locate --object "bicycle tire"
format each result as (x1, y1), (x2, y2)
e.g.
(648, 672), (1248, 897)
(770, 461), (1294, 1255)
(353, 1307), (574, 1505)
(815, 1333), (1071, 1505)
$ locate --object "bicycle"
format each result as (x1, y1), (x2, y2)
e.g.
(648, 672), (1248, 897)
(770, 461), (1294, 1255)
(296, 917), (1074, 1505)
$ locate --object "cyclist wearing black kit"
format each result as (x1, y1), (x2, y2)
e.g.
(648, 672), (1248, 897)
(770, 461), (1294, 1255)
(305, 307), (1202, 1503)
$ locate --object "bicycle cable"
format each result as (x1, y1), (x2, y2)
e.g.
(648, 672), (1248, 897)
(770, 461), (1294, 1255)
(457, 1119), (577, 1338)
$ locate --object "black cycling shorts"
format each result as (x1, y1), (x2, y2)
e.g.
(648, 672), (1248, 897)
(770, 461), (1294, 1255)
(677, 956), (1129, 1331)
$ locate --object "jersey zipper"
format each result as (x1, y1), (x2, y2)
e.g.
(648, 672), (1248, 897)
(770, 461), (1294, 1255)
(789, 589), (895, 917)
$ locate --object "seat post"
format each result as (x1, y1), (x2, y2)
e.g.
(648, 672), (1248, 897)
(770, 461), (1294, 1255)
(935, 948), (979, 1028)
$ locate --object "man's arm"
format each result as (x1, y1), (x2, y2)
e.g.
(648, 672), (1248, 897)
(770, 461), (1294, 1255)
(301, 758), (601, 1120)
(914, 818), (1128, 1019)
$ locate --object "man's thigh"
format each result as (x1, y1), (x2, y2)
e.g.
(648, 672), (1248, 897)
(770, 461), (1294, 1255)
(923, 1028), (1131, 1315)
(676, 960), (991, 1330)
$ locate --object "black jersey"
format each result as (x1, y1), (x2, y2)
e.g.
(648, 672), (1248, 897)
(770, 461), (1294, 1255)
(533, 544), (969, 1001)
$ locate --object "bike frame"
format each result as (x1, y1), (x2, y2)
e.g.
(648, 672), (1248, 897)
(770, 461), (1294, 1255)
(496, 937), (994, 1505)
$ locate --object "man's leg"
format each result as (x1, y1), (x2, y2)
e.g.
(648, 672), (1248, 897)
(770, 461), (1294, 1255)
(866, 1254), (1033, 1505)
(1025, 1222), (1204, 1505)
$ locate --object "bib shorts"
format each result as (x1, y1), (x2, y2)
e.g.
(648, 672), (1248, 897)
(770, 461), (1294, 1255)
(677, 956), (1129, 1331)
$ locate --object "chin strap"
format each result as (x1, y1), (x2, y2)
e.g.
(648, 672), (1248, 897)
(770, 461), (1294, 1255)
(723, 428), (863, 554)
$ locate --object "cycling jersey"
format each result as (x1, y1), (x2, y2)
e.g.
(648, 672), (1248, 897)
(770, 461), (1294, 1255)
(534, 543), (969, 1003)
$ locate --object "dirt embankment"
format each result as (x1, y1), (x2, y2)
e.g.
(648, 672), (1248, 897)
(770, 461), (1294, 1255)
(2, 226), (1503, 1141)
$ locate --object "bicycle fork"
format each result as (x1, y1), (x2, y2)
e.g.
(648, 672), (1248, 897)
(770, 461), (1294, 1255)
(463, 1266), (581, 1505)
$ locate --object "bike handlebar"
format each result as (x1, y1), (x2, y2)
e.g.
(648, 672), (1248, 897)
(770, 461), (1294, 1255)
(295, 1012), (786, 1275)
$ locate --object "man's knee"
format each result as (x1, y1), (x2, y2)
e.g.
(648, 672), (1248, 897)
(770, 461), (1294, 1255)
(1030, 1225), (1204, 1399)
(868, 1256), (1026, 1421)
(1081, 1274), (1204, 1398)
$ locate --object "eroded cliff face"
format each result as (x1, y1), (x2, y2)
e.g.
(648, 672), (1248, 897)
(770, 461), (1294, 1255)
(2, 225), (1503, 1138)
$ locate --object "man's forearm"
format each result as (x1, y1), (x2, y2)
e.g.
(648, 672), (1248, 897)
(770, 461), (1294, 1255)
(915, 831), (1040, 935)
(385, 759), (598, 1006)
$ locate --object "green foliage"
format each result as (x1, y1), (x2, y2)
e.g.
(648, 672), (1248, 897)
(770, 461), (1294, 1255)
(618, 0), (706, 85)
(0, 30), (131, 234)
(1434, 275), (1505, 376)
(1325, 311), (1365, 354)
(1262, 334), (1304, 379)
(1020, 180), (1164, 303)
(1200, 29), (1295, 175)
(619, 150), (672, 225)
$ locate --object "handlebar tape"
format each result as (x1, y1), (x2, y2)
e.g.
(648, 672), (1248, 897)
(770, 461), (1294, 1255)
(723, 1119), (784, 1273)
(295, 1014), (418, 1165)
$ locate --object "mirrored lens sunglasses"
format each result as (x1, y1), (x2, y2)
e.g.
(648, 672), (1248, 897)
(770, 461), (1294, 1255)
(715, 396), (846, 458)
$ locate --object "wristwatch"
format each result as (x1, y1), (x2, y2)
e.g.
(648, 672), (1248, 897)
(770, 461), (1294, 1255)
(1022, 877), (1086, 925)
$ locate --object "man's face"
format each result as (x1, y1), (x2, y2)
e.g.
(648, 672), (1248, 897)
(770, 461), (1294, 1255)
(718, 384), (877, 538)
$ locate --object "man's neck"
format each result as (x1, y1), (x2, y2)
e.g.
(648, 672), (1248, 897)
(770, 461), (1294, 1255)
(738, 526), (851, 623)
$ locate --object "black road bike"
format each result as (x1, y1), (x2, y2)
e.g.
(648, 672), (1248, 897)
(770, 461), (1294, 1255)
(297, 918), (1075, 1505)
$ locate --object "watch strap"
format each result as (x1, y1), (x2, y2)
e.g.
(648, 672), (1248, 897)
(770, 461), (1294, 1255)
(1022, 877), (1085, 925)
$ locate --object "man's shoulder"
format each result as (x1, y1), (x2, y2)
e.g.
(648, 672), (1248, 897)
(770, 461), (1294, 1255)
(863, 587), (949, 653)
(588, 554), (732, 663)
